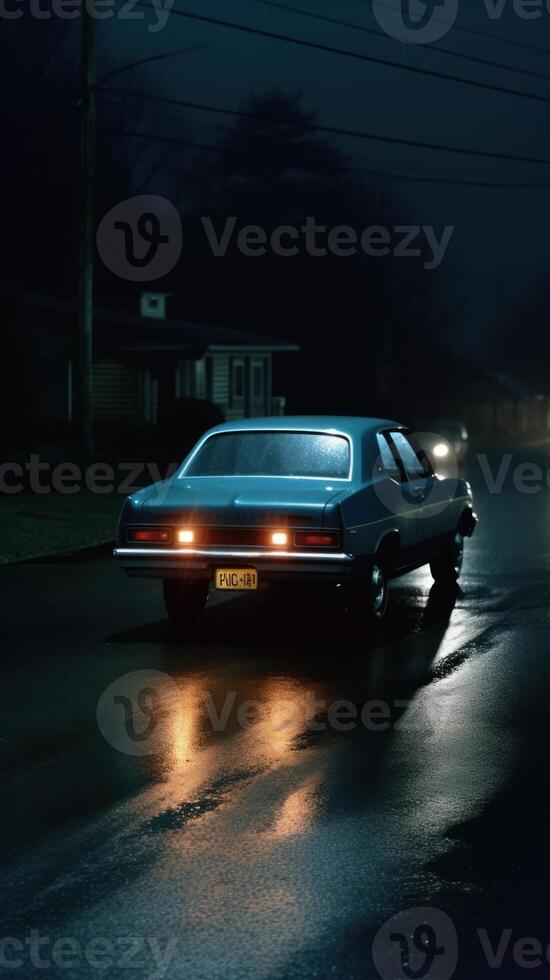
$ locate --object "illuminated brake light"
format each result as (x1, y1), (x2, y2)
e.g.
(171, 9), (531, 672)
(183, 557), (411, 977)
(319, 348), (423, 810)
(271, 531), (289, 546)
(295, 531), (339, 548)
(178, 529), (195, 544)
(128, 528), (170, 544)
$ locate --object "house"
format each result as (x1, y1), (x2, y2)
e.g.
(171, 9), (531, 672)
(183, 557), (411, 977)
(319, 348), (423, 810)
(484, 372), (550, 439)
(8, 292), (299, 439)
(435, 367), (550, 441)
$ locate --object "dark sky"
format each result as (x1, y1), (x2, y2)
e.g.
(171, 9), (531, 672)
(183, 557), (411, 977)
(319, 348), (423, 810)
(100, 0), (550, 354)
(49, 0), (550, 354)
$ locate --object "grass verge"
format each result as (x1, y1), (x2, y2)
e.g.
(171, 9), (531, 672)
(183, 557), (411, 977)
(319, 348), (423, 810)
(0, 492), (121, 563)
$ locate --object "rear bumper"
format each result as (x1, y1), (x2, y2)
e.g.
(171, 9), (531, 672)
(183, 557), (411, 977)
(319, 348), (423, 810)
(114, 546), (354, 583)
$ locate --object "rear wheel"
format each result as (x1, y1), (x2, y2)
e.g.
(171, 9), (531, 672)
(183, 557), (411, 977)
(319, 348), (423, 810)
(346, 555), (389, 627)
(163, 577), (209, 625)
(430, 529), (464, 584)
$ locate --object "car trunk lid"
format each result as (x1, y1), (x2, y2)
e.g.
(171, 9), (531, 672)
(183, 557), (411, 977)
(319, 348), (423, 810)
(141, 476), (353, 528)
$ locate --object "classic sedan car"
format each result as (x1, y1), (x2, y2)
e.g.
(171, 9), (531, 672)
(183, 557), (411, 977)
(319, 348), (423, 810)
(115, 417), (477, 625)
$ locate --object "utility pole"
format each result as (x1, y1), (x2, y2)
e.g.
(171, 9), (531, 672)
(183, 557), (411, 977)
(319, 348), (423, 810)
(77, 4), (96, 455)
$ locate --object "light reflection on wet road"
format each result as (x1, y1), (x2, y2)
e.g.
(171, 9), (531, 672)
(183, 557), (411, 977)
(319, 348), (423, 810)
(2, 449), (550, 979)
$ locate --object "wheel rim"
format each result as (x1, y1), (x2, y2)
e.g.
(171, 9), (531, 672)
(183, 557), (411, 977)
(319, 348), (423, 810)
(371, 563), (387, 615)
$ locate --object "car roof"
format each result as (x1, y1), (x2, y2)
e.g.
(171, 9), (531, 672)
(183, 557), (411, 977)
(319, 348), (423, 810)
(205, 416), (403, 438)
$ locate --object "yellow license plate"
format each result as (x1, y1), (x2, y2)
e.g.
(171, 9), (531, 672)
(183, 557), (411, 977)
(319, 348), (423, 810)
(215, 568), (258, 591)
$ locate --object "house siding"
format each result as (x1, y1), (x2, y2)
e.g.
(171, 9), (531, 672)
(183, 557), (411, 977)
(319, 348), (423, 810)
(13, 298), (295, 438)
(211, 354), (230, 415)
(210, 352), (273, 419)
(249, 355), (269, 417)
(92, 359), (138, 419)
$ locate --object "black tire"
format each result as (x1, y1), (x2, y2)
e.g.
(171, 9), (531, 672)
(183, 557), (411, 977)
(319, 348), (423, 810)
(430, 529), (464, 584)
(345, 554), (389, 627)
(163, 577), (209, 624)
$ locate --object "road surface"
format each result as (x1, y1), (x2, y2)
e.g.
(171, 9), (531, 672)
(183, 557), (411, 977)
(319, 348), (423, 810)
(2, 446), (550, 979)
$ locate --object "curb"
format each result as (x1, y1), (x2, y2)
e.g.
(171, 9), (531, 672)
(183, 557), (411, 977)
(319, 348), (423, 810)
(1, 539), (115, 567)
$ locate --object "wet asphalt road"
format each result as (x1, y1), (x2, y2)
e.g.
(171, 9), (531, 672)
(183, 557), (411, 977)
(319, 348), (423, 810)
(2, 447), (550, 980)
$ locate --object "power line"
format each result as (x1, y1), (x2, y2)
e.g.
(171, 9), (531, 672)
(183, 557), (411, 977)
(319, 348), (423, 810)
(102, 107), (549, 182)
(101, 123), (550, 186)
(250, 0), (550, 86)
(105, 127), (237, 155)
(130, 1), (550, 109)
(367, 0), (550, 59)
(97, 88), (550, 167)
(100, 43), (210, 85)
(354, 169), (550, 188)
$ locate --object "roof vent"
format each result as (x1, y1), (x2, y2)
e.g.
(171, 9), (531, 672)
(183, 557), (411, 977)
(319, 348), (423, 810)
(140, 292), (170, 320)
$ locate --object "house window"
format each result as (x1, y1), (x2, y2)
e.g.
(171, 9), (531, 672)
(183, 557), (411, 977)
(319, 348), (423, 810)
(205, 357), (213, 401)
(232, 358), (245, 402)
(177, 359), (210, 400)
(251, 360), (264, 401)
(195, 359), (206, 400)
(139, 369), (158, 424)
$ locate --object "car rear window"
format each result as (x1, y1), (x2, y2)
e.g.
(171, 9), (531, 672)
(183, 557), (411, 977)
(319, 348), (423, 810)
(184, 431), (351, 478)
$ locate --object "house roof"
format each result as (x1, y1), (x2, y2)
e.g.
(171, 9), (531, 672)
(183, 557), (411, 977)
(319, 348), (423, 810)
(17, 293), (300, 356)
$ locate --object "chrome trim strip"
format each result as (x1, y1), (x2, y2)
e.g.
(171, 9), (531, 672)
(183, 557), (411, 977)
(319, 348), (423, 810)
(115, 547), (352, 561)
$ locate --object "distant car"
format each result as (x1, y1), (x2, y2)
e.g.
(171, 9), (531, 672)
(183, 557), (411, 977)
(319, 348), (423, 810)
(429, 419), (469, 463)
(115, 417), (477, 626)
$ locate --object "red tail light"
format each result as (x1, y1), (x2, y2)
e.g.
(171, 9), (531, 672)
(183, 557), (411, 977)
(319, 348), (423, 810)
(127, 528), (171, 544)
(295, 531), (340, 548)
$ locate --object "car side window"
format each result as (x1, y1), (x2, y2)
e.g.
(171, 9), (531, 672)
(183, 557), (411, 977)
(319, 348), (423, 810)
(407, 432), (435, 478)
(376, 434), (401, 482)
(389, 432), (428, 481)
